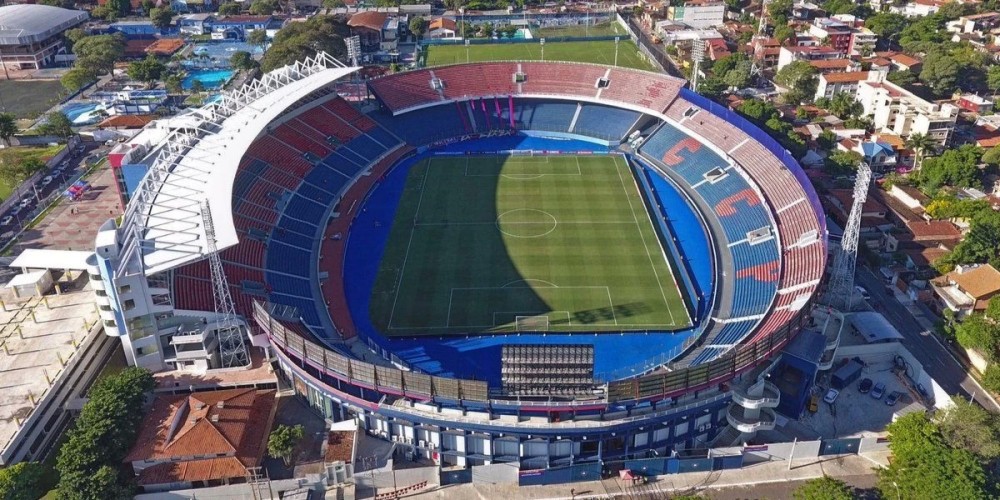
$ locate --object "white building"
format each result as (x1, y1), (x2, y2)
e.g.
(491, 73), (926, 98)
(856, 74), (959, 146)
(890, 0), (942, 17)
(667, 0), (726, 29)
(815, 71), (872, 101)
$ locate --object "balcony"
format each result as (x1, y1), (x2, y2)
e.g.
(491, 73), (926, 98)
(730, 381), (780, 409)
(726, 406), (777, 433)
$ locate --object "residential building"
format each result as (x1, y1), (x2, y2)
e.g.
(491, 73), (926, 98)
(751, 37), (782, 70)
(888, 184), (931, 212)
(948, 11), (1000, 34)
(179, 13), (214, 35)
(777, 45), (843, 71)
(427, 17), (456, 38)
(0, 4), (88, 72)
(857, 141), (897, 170)
(209, 15), (283, 41)
(932, 264), (1000, 317)
(891, 0), (944, 17)
(848, 28), (877, 56)
(792, 1), (825, 20)
(815, 71), (871, 100)
(347, 11), (398, 52)
(957, 94), (994, 114)
(808, 58), (857, 73)
(667, 0), (726, 29)
(807, 18), (852, 54)
(856, 75), (959, 146)
(124, 388), (277, 492)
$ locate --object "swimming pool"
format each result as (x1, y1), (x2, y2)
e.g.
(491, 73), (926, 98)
(60, 101), (105, 125)
(183, 69), (235, 90)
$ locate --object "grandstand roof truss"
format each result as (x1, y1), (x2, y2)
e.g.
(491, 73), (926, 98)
(115, 53), (358, 278)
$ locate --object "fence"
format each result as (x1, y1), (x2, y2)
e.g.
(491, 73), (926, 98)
(619, 13), (681, 78)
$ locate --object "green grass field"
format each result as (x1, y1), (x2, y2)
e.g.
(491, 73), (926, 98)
(0, 80), (67, 119)
(423, 40), (655, 71)
(370, 155), (691, 336)
(534, 21), (625, 38)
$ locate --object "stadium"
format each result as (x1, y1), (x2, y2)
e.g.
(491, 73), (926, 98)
(91, 53), (826, 473)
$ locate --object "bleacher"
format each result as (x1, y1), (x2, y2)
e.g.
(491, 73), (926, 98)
(372, 104), (469, 146)
(573, 104), (640, 141)
(509, 99), (578, 132)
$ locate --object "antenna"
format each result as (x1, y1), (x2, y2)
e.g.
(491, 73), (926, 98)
(201, 200), (250, 368)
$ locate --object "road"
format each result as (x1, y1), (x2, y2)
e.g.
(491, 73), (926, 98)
(855, 266), (1000, 413)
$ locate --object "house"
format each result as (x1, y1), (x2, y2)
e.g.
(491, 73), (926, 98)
(856, 74), (959, 146)
(124, 388), (277, 492)
(777, 45), (843, 71)
(891, 0), (944, 17)
(706, 37), (730, 60)
(667, 0), (726, 29)
(426, 17), (456, 39)
(751, 37), (782, 70)
(808, 58), (857, 73)
(209, 15), (283, 41)
(179, 13), (214, 35)
(347, 11), (397, 52)
(932, 264), (1000, 317)
(792, 1), (825, 20)
(0, 4), (88, 72)
(957, 94), (994, 114)
(948, 11), (1000, 34)
(807, 18), (853, 53)
(815, 71), (871, 100)
(857, 141), (897, 169)
(848, 28), (877, 56)
(888, 184), (931, 212)
(826, 189), (892, 233)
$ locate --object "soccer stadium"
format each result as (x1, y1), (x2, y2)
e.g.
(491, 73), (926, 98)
(91, 53), (826, 473)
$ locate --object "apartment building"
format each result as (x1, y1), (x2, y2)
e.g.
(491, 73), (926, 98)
(856, 74), (959, 146)
(667, 0), (726, 28)
(815, 71), (872, 100)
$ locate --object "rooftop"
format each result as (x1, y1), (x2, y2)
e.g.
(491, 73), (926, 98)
(905, 219), (961, 241)
(822, 71), (870, 83)
(947, 264), (1000, 299)
(0, 4), (88, 46)
(348, 11), (389, 31)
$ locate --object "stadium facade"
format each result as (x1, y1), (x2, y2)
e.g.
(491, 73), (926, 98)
(92, 54), (827, 469)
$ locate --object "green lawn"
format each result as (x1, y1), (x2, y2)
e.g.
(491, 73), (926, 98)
(534, 21), (626, 38)
(370, 155), (691, 336)
(0, 144), (66, 201)
(0, 80), (67, 119)
(424, 40), (655, 71)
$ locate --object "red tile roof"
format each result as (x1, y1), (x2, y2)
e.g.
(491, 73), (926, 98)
(905, 219), (961, 240)
(348, 11), (388, 31)
(125, 388), (276, 485)
(822, 71), (869, 83)
(145, 38), (185, 56)
(97, 115), (156, 129)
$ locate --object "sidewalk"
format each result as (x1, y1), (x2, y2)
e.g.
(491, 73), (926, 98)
(404, 451), (889, 499)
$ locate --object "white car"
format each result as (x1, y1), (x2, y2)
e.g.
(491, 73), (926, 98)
(855, 286), (870, 301)
(0, 216), (12, 226)
(19, 198), (32, 209)
(823, 388), (840, 404)
(41, 175), (53, 186)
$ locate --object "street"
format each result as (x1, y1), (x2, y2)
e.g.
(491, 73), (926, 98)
(855, 266), (1000, 413)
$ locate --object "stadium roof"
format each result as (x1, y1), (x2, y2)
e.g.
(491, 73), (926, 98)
(118, 53), (358, 276)
(0, 5), (88, 46)
(8, 249), (92, 271)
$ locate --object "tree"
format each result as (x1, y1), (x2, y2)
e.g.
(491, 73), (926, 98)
(56, 367), (153, 500)
(105, 0), (131, 18)
(39, 0), (75, 7)
(73, 34), (125, 75)
(723, 66), (751, 89)
(937, 209), (1000, 271)
(267, 424), (304, 466)
(983, 364), (1000, 393)
(774, 24), (796, 45)
(230, 50), (257, 71)
(61, 67), (96, 92)
(40, 112), (74, 139)
(988, 65), (1000, 97)
(738, 98), (780, 122)
(218, 1), (241, 14)
(0, 158), (44, 188)
(793, 475), (852, 500)
(91, 5), (118, 21)
(408, 16), (426, 38)
(149, 6), (174, 30)
(938, 397), (1000, 461)
(0, 462), (46, 500)
(987, 295), (1000, 321)
(878, 412), (988, 500)
(127, 56), (166, 86)
(917, 144), (982, 192)
(165, 73), (184, 94)
(260, 15), (349, 72)
(865, 12), (908, 49)
(0, 113), (17, 147)
(920, 50), (961, 97)
(825, 150), (863, 175)
(248, 29), (268, 49)
(888, 70), (918, 88)
(191, 80), (205, 93)
(775, 60), (818, 105)
(825, 91), (863, 119)
(249, 0), (279, 15)
(905, 132), (937, 171)
(954, 313), (1000, 362)
(323, 0), (345, 7)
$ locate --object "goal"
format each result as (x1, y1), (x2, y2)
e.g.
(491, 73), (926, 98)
(515, 315), (550, 331)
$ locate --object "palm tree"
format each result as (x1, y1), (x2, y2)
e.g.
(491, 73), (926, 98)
(905, 132), (936, 171)
(0, 113), (17, 147)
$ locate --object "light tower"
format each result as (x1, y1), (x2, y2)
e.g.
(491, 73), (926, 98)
(749, 0), (773, 86)
(691, 39), (706, 92)
(827, 162), (871, 311)
(202, 200), (250, 368)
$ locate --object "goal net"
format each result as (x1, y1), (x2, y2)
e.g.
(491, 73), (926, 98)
(509, 150), (536, 157)
(515, 315), (550, 331)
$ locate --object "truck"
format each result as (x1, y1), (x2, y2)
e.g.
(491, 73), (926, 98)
(831, 359), (864, 390)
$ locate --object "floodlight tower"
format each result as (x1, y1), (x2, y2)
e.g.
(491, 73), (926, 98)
(202, 200), (250, 368)
(749, 0), (773, 86)
(827, 162), (871, 311)
(691, 39), (706, 92)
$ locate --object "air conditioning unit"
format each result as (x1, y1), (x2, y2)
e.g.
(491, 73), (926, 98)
(418, 440), (426, 448)
(406, 437), (415, 445)
(392, 435), (401, 442)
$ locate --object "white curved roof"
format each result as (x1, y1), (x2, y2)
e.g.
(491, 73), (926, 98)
(0, 5), (88, 45)
(117, 53), (358, 277)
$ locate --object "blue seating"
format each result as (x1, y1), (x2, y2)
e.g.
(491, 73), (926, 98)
(573, 104), (640, 141)
(275, 216), (316, 237)
(265, 241), (312, 276)
(367, 126), (400, 149)
(372, 104), (467, 146)
(272, 225), (314, 250)
(506, 99), (577, 132)
(283, 195), (326, 224)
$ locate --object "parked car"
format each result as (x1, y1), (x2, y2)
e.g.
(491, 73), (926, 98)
(10, 206), (21, 216)
(871, 382), (886, 400)
(823, 388), (840, 404)
(0, 216), (11, 226)
(41, 176), (53, 186)
(808, 394), (819, 412)
(885, 391), (902, 406)
(855, 286), (870, 301)
(19, 198), (32, 209)
(858, 378), (873, 393)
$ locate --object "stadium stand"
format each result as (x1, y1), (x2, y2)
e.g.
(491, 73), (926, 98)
(573, 104), (641, 141)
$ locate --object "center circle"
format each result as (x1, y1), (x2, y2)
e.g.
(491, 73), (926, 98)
(495, 209), (558, 238)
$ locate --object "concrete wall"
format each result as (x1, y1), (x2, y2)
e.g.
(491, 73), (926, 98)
(472, 462), (520, 484)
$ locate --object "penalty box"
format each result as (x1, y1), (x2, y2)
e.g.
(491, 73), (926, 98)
(444, 285), (619, 330)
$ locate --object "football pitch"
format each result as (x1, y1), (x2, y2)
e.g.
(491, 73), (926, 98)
(369, 154), (692, 336)
(423, 40), (655, 71)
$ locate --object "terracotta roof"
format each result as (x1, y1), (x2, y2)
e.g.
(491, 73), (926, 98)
(889, 53), (922, 67)
(948, 264), (1000, 299)
(905, 219), (961, 240)
(137, 457), (247, 485)
(809, 59), (852, 70)
(974, 124), (1000, 147)
(429, 17), (456, 31)
(145, 38), (185, 56)
(348, 11), (388, 31)
(822, 71), (869, 83)
(97, 114), (156, 129)
(125, 388), (276, 484)
(901, 245), (948, 267)
(124, 39), (154, 57)
(325, 430), (355, 463)
(894, 184), (930, 204)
